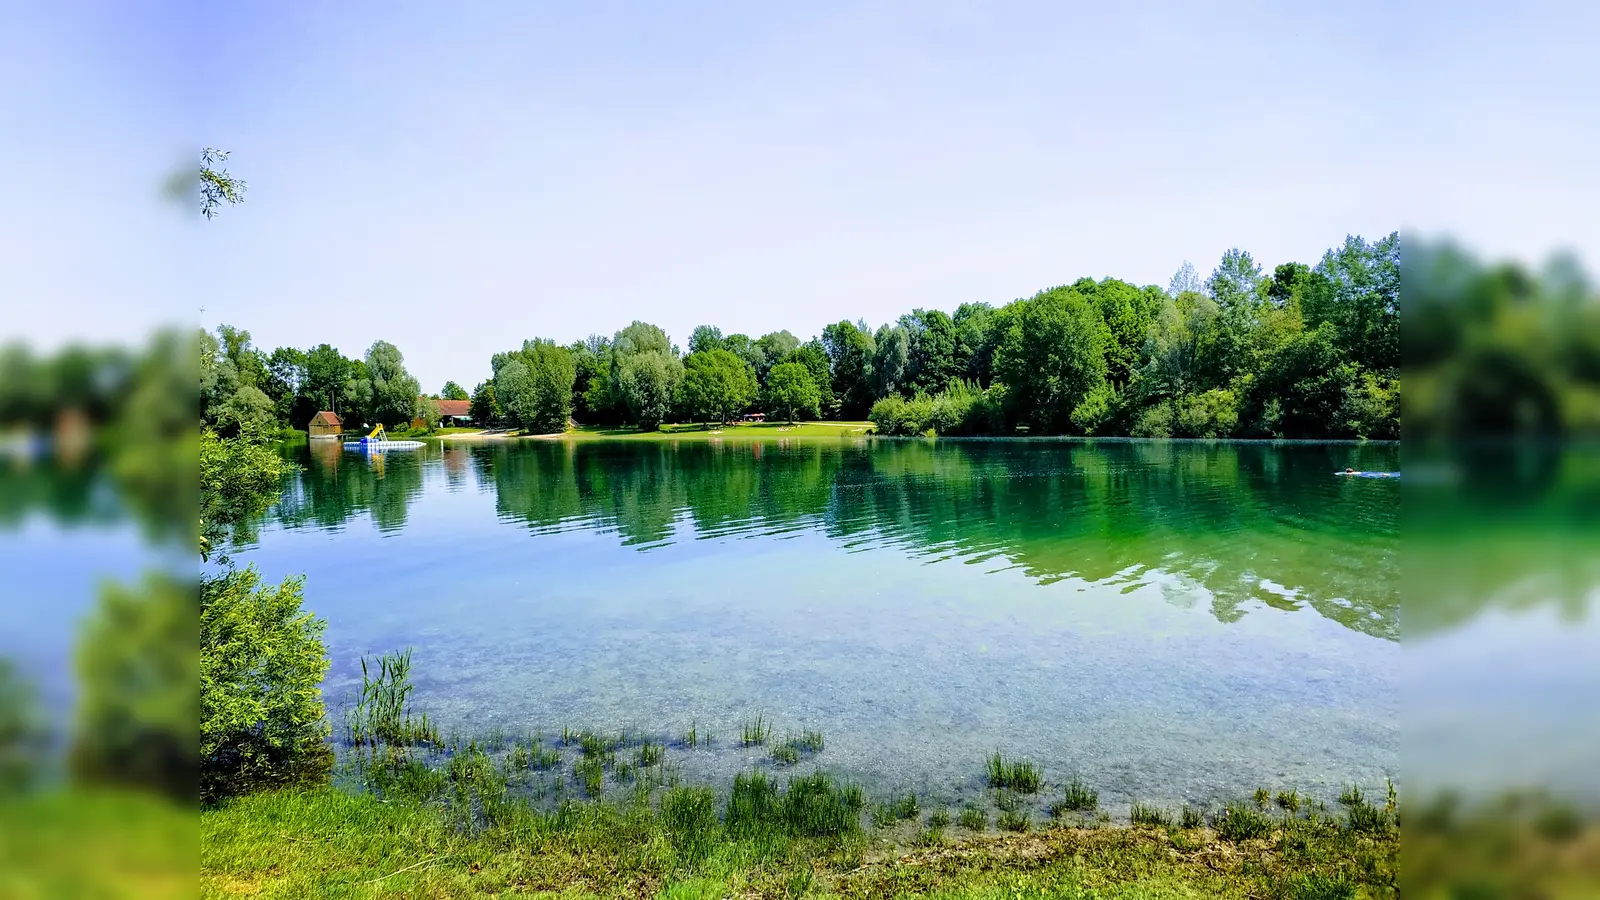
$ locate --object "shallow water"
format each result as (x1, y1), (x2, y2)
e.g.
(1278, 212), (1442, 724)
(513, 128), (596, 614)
(225, 437), (1400, 814)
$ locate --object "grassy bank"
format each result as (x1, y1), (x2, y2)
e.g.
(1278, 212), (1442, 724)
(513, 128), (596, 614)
(202, 782), (1396, 899)
(532, 422), (876, 441)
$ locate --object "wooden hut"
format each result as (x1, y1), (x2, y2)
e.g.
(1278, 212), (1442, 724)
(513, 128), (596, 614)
(308, 410), (343, 439)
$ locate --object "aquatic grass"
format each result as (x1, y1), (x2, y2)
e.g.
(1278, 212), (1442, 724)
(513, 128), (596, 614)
(985, 752), (1041, 793)
(530, 744), (561, 770)
(740, 715), (771, 747)
(872, 793), (919, 827)
(1276, 789), (1301, 814)
(680, 722), (699, 748)
(913, 826), (945, 847)
(1057, 777), (1098, 813)
(779, 772), (862, 838)
(927, 808), (951, 829)
(993, 789), (1025, 813)
(574, 755), (605, 797)
(958, 805), (988, 831)
(1129, 801), (1172, 828)
(346, 649), (439, 750)
(634, 740), (664, 769)
(769, 730), (824, 767)
(997, 809), (1030, 832)
(1214, 802), (1273, 842)
(1253, 787), (1272, 810)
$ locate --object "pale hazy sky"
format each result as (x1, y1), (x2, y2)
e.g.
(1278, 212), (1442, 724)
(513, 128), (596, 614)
(3, 1), (1596, 391)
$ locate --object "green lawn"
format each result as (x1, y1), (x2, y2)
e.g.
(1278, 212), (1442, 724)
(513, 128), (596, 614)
(198, 785), (1399, 899)
(549, 421), (875, 441)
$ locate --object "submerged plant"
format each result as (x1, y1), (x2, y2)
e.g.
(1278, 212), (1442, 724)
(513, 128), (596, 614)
(1277, 789), (1301, 814)
(958, 805), (988, 831)
(635, 740), (664, 768)
(1180, 805), (1205, 829)
(927, 808), (951, 829)
(740, 714), (771, 747)
(771, 742), (800, 766)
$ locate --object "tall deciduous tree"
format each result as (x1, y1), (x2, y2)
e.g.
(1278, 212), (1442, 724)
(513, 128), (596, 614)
(440, 381), (469, 401)
(870, 324), (909, 399)
(359, 341), (421, 427)
(679, 348), (757, 424)
(996, 286), (1110, 434)
(764, 362), (820, 423)
(821, 321), (875, 418)
(901, 309), (959, 395)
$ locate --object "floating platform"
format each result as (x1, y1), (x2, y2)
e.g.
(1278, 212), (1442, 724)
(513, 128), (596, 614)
(344, 437), (425, 452)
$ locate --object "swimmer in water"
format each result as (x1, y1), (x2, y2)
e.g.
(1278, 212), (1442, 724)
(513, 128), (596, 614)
(1343, 467), (1357, 474)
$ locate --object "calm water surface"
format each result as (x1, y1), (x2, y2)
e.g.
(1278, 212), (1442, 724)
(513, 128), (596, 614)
(229, 437), (1400, 814)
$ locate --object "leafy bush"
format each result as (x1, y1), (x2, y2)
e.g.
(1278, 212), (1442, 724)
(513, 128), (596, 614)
(201, 567), (331, 803)
(70, 572), (197, 800)
(1130, 402), (1174, 438)
(1070, 382), (1119, 434)
(0, 660), (47, 794)
(1175, 388), (1239, 437)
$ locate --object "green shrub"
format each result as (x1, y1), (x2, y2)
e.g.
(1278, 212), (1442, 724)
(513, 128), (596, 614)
(1130, 402), (1174, 438)
(1175, 388), (1239, 437)
(200, 566), (330, 804)
(70, 571), (199, 800)
(1069, 382), (1118, 434)
(0, 660), (47, 794)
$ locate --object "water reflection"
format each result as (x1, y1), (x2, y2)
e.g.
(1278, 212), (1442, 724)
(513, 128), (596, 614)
(266, 438), (1400, 639)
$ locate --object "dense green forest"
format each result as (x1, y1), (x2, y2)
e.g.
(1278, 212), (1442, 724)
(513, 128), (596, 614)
(189, 233), (1400, 440)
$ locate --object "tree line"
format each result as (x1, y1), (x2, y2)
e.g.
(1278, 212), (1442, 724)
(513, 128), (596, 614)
(198, 232), (1400, 441)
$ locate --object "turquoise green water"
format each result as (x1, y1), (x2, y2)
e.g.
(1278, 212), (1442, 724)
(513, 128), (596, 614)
(228, 437), (1399, 815)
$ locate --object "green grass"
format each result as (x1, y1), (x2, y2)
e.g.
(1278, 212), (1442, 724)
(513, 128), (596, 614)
(997, 809), (1030, 832)
(1129, 801), (1172, 828)
(985, 752), (1041, 793)
(872, 793), (920, 827)
(1214, 803), (1272, 841)
(199, 782), (1403, 899)
(927, 808), (952, 829)
(552, 421), (875, 442)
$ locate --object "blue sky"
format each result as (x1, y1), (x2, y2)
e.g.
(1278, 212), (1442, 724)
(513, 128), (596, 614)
(3, 1), (1595, 391)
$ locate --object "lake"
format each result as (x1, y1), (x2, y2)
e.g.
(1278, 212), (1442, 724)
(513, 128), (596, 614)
(224, 436), (1400, 816)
